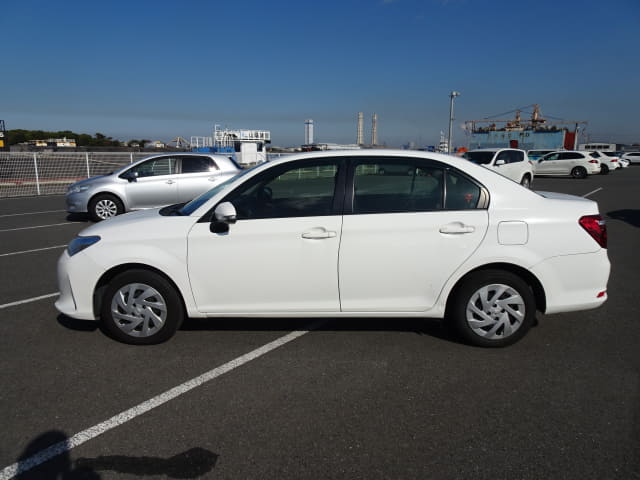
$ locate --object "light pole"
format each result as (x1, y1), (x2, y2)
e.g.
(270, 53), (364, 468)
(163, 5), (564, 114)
(448, 91), (460, 154)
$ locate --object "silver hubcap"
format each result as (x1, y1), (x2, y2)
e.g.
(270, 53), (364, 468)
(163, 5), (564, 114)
(96, 199), (118, 219)
(466, 283), (525, 339)
(110, 283), (167, 337)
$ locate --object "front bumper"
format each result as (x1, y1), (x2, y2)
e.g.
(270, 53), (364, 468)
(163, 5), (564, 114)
(65, 192), (90, 214)
(55, 249), (105, 320)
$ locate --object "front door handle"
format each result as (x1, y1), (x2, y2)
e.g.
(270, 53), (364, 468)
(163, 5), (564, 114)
(439, 222), (475, 234)
(302, 228), (337, 239)
(166, 179), (175, 184)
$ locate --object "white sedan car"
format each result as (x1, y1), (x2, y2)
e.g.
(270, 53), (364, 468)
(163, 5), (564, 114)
(56, 150), (610, 347)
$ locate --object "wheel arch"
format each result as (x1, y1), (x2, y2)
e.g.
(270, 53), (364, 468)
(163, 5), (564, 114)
(88, 190), (128, 211)
(445, 262), (547, 317)
(93, 263), (187, 319)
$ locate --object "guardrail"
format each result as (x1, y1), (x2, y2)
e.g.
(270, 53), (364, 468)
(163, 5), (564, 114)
(0, 152), (149, 198)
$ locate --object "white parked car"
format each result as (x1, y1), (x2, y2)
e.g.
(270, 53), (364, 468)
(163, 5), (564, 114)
(463, 148), (534, 187)
(583, 151), (620, 174)
(56, 150), (610, 348)
(536, 151), (601, 178)
(619, 152), (640, 164)
(66, 153), (242, 221)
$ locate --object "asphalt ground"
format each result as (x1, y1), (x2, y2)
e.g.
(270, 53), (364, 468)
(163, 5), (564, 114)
(0, 168), (639, 480)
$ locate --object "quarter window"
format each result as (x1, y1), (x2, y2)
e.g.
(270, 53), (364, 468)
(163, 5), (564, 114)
(445, 170), (481, 210)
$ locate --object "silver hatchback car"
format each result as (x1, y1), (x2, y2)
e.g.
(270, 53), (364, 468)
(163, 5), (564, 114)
(66, 153), (242, 221)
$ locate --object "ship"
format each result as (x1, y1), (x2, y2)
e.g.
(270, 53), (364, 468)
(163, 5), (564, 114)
(467, 105), (587, 151)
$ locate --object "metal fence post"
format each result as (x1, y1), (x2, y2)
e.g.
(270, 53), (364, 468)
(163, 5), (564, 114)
(130, 152), (133, 163)
(33, 153), (41, 195)
(86, 152), (90, 178)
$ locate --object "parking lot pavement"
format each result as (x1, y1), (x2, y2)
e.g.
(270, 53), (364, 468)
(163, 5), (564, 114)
(1, 170), (639, 479)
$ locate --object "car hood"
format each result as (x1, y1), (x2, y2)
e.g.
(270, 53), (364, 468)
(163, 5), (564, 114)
(69, 174), (112, 188)
(79, 208), (170, 237)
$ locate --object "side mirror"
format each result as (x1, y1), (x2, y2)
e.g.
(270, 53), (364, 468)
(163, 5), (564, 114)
(495, 159), (506, 166)
(121, 170), (138, 182)
(211, 202), (237, 234)
(214, 202), (237, 224)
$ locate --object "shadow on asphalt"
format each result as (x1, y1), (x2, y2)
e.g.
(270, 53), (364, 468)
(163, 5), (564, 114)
(13, 430), (218, 479)
(58, 314), (541, 347)
(57, 315), (99, 332)
(66, 213), (92, 223)
(606, 209), (640, 228)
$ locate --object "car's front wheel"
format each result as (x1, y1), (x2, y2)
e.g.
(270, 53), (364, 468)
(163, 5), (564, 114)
(600, 164), (609, 175)
(89, 193), (124, 221)
(447, 270), (536, 347)
(520, 174), (531, 188)
(100, 269), (184, 345)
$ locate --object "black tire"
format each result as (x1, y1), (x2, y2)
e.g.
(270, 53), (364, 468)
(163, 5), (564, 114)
(571, 166), (587, 179)
(100, 269), (184, 345)
(520, 174), (531, 188)
(600, 165), (609, 175)
(447, 269), (536, 348)
(89, 193), (124, 222)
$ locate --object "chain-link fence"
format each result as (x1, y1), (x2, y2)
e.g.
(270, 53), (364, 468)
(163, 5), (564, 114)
(0, 152), (151, 198)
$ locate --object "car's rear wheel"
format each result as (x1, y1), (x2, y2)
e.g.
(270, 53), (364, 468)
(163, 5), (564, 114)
(100, 269), (184, 345)
(571, 166), (588, 179)
(600, 164), (609, 175)
(447, 270), (536, 347)
(89, 193), (124, 221)
(520, 174), (531, 188)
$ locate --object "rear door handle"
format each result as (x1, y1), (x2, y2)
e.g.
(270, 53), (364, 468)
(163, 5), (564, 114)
(166, 179), (175, 184)
(439, 223), (475, 234)
(302, 228), (337, 239)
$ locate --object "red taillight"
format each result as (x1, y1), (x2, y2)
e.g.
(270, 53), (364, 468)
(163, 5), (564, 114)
(589, 159), (599, 164)
(611, 159), (618, 162)
(579, 215), (607, 248)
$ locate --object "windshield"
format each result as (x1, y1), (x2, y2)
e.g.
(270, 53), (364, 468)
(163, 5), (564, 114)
(463, 152), (494, 165)
(178, 167), (255, 216)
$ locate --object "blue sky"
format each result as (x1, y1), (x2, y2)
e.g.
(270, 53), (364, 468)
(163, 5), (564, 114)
(2, 0), (639, 147)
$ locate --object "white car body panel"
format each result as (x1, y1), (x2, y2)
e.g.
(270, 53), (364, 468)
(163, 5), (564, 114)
(338, 210), (488, 311)
(187, 216), (342, 313)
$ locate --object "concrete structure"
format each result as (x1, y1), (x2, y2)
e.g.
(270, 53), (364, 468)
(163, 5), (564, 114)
(357, 112), (364, 145)
(304, 119), (314, 145)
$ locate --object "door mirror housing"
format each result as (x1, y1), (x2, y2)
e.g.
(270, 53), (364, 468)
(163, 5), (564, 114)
(214, 202), (237, 224)
(495, 159), (506, 166)
(121, 170), (138, 182)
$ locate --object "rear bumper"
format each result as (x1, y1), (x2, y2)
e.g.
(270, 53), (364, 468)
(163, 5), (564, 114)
(531, 249), (610, 314)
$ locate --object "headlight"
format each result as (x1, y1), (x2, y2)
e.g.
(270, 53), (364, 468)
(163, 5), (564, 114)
(68, 185), (90, 194)
(67, 236), (101, 256)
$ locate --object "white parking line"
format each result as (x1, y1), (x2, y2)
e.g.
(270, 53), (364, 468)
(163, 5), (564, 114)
(0, 210), (66, 218)
(0, 320), (324, 479)
(0, 245), (66, 257)
(582, 187), (603, 198)
(0, 223), (78, 233)
(0, 293), (59, 310)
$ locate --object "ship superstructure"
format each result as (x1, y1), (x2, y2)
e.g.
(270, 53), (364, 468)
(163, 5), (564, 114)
(467, 105), (587, 151)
